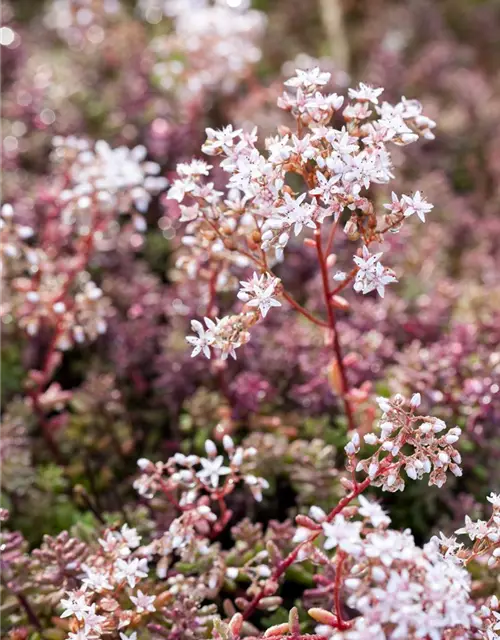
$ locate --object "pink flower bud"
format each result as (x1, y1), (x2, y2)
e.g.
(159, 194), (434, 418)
(410, 393), (421, 408)
(264, 624), (290, 637)
(308, 608), (338, 626)
(229, 613), (243, 636)
(205, 439), (217, 457)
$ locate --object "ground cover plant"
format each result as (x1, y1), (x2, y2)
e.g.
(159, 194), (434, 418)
(1, 1), (500, 639)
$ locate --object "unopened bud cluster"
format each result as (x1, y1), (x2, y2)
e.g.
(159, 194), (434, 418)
(346, 393), (463, 492)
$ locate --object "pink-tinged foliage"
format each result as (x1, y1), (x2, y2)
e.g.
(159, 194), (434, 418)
(1, 1), (500, 639)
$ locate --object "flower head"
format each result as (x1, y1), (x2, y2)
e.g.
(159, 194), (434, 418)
(130, 589), (156, 613)
(401, 191), (434, 222)
(196, 456), (231, 488)
(114, 557), (148, 588)
(353, 246), (397, 298)
(237, 272), (281, 318)
(322, 515), (363, 555)
(348, 83), (384, 104)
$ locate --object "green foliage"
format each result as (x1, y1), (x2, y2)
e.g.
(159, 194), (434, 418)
(1, 333), (25, 403)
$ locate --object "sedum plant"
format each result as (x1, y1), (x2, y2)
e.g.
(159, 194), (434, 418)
(2, 67), (499, 640)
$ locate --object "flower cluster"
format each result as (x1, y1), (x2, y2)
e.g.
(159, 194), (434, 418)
(310, 505), (477, 639)
(1, 130), (169, 463)
(186, 313), (256, 361)
(52, 136), (168, 233)
(1, 202), (109, 348)
(150, 0), (266, 99)
(352, 246), (397, 298)
(3, 136), (167, 351)
(51, 437), (271, 639)
(441, 492), (500, 570)
(170, 69), (435, 360)
(57, 524), (151, 636)
(347, 393), (463, 491)
(134, 435), (269, 503)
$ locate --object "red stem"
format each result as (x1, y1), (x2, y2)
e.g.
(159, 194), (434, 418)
(325, 217), (339, 256)
(281, 290), (330, 328)
(333, 552), (350, 630)
(329, 269), (357, 298)
(314, 228), (356, 433)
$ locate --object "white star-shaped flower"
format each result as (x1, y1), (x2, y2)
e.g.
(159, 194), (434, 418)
(130, 589), (156, 613)
(60, 592), (90, 621)
(353, 246), (397, 298)
(401, 191), (433, 222)
(114, 557), (148, 588)
(348, 83), (384, 104)
(186, 318), (214, 359)
(358, 495), (390, 528)
(284, 67), (331, 89)
(322, 515), (363, 555)
(197, 455), (231, 488)
(237, 272), (281, 318)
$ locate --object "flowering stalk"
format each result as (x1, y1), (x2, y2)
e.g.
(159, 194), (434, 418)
(173, 69), (435, 436)
(161, 68), (468, 634)
(2, 138), (168, 457)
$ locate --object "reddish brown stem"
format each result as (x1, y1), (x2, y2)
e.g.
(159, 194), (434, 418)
(30, 209), (100, 460)
(158, 478), (187, 512)
(211, 495), (231, 539)
(329, 269), (358, 298)
(14, 592), (42, 630)
(325, 217), (339, 256)
(314, 228), (356, 433)
(281, 290), (330, 328)
(376, 213), (405, 236)
(28, 325), (65, 461)
(333, 552), (350, 630)
(0, 576), (42, 630)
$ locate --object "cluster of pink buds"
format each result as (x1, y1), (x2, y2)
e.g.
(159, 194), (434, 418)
(16, 273), (108, 349)
(149, 0), (266, 99)
(167, 68), (436, 361)
(346, 393), (463, 491)
(476, 595), (500, 639)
